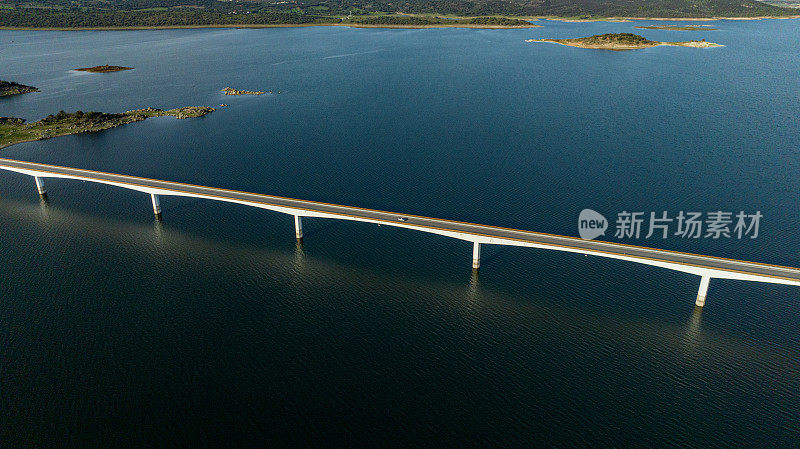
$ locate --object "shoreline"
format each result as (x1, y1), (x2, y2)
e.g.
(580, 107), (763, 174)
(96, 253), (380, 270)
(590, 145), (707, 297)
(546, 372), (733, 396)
(0, 107), (213, 150)
(1, 15), (798, 31)
(0, 22), (541, 31)
(545, 15), (800, 21)
(528, 38), (723, 50)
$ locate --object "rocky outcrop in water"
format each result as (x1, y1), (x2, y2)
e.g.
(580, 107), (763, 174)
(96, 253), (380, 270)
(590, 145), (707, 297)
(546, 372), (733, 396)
(0, 80), (39, 97)
(223, 87), (265, 95)
(75, 65), (134, 73)
(1, 106), (215, 149)
(526, 33), (722, 50)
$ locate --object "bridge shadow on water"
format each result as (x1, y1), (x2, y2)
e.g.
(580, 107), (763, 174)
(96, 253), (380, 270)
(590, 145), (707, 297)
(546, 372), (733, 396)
(2, 194), (800, 437)
(1, 190), (798, 351)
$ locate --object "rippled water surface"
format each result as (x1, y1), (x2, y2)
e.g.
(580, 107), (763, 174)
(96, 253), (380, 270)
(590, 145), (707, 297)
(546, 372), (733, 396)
(1, 20), (799, 447)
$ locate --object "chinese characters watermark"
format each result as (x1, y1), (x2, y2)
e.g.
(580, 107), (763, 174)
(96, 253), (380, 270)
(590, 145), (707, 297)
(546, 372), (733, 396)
(578, 209), (761, 241)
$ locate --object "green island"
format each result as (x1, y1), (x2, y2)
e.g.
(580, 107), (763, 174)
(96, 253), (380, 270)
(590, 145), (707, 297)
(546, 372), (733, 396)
(223, 87), (266, 96)
(526, 33), (723, 50)
(0, 80), (39, 97)
(0, 0), (796, 30)
(0, 106), (214, 150)
(634, 25), (718, 30)
(75, 65), (134, 73)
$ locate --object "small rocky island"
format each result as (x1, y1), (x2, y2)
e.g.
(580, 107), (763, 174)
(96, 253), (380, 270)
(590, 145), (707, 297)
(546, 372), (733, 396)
(526, 33), (722, 50)
(223, 87), (266, 96)
(634, 25), (718, 31)
(0, 106), (214, 150)
(0, 80), (39, 97)
(74, 65), (134, 73)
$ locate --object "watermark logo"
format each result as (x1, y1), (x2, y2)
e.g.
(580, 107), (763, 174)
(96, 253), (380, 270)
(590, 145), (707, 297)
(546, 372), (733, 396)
(578, 210), (762, 241)
(578, 209), (608, 240)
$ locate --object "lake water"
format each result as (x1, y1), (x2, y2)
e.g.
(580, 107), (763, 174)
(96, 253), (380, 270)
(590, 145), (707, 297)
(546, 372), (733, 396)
(1, 20), (799, 447)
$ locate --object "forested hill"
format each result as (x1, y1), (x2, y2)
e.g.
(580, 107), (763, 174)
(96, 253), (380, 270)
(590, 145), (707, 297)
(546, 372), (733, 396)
(332, 0), (795, 17)
(519, 0), (795, 17)
(0, 0), (796, 29)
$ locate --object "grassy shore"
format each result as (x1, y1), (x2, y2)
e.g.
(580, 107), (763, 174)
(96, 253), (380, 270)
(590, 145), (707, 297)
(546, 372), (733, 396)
(339, 23), (540, 28)
(0, 107), (214, 150)
(543, 15), (799, 21)
(0, 22), (542, 30)
(634, 25), (718, 30)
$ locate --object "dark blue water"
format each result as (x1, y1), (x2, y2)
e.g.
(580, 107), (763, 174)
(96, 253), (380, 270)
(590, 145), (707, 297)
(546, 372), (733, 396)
(1, 20), (799, 447)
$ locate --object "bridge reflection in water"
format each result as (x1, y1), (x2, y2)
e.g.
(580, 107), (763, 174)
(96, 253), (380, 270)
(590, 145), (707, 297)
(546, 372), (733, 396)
(2, 157), (799, 309)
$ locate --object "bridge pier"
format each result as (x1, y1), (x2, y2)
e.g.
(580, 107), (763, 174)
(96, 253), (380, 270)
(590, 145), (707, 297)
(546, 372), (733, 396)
(696, 275), (710, 307)
(472, 242), (481, 270)
(150, 194), (162, 217)
(294, 215), (303, 240)
(2, 159), (800, 306)
(34, 176), (46, 196)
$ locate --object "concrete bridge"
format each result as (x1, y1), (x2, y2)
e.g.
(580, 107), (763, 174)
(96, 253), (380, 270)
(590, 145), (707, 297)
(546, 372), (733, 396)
(1, 157), (799, 308)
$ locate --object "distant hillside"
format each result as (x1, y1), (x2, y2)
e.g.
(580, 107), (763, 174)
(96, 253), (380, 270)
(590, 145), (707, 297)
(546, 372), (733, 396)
(521, 0), (795, 17)
(343, 0), (796, 17)
(0, 0), (796, 29)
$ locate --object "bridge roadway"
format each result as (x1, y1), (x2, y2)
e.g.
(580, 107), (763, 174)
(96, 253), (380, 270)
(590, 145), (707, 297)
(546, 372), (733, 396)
(1, 157), (799, 307)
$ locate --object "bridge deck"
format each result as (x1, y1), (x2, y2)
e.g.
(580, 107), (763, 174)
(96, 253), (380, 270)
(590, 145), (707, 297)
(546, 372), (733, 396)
(1, 158), (799, 286)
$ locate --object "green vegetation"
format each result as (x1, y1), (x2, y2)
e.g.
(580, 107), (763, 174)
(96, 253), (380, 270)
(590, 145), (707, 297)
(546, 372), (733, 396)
(462, 16), (534, 26)
(0, 107), (214, 149)
(0, 10), (330, 27)
(346, 15), (532, 26)
(0, 80), (39, 97)
(0, 9), (538, 28)
(579, 33), (657, 45)
(0, 0), (796, 29)
(75, 65), (134, 72)
(634, 25), (718, 30)
(527, 33), (723, 50)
